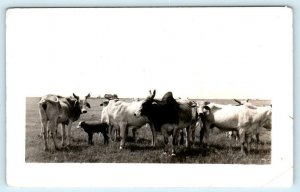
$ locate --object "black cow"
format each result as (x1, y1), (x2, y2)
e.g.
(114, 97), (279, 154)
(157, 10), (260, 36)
(77, 121), (109, 145)
(134, 90), (194, 155)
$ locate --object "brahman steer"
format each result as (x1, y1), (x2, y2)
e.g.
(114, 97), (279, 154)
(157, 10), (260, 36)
(200, 102), (272, 154)
(134, 90), (195, 155)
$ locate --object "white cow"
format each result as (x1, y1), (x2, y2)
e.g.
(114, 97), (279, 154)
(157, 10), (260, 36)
(200, 103), (272, 153)
(100, 99), (155, 149)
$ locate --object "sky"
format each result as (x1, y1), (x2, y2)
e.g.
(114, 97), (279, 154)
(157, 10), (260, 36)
(6, 7), (292, 99)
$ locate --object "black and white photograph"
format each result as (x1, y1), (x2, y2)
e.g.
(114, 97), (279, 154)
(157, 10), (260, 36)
(6, 7), (293, 187)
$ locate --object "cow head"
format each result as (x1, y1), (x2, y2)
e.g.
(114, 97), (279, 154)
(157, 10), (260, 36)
(263, 106), (272, 129)
(134, 90), (156, 117)
(72, 93), (91, 114)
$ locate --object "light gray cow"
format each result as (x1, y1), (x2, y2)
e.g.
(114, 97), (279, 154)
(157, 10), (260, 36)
(38, 93), (91, 151)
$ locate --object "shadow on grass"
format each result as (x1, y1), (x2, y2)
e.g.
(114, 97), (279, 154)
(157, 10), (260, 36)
(127, 144), (162, 151)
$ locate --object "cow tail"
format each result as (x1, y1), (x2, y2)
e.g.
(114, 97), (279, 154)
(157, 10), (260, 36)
(39, 99), (48, 111)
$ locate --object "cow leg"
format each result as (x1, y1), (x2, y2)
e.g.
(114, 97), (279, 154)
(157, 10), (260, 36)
(88, 133), (94, 145)
(185, 126), (191, 148)
(172, 128), (180, 155)
(108, 125), (114, 141)
(119, 122), (127, 150)
(179, 129), (184, 146)
(200, 123), (210, 147)
(116, 127), (121, 141)
(66, 122), (73, 146)
(161, 127), (169, 154)
(245, 133), (252, 154)
(61, 124), (66, 147)
(199, 127), (205, 144)
(238, 128), (246, 154)
(103, 133), (109, 145)
(191, 125), (196, 146)
(150, 124), (157, 147)
(41, 120), (49, 151)
(132, 127), (138, 142)
(48, 120), (59, 150)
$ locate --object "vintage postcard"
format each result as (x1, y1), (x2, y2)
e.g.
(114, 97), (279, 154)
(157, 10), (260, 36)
(6, 7), (293, 187)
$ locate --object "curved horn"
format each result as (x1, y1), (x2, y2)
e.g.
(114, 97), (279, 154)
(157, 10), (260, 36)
(234, 99), (241, 104)
(73, 93), (79, 100)
(85, 93), (91, 99)
(151, 90), (156, 99)
(246, 99), (250, 102)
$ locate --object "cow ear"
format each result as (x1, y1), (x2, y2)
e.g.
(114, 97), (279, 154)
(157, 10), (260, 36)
(86, 102), (91, 108)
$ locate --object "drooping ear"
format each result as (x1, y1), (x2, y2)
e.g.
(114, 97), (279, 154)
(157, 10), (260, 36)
(85, 93), (91, 99)
(73, 93), (79, 100)
(192, 101), (197, 107)
(85, 102), (91, 108)
(234, 99), (241, 104)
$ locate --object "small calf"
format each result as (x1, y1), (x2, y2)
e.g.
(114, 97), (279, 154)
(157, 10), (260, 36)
(77, 121), (109, 145)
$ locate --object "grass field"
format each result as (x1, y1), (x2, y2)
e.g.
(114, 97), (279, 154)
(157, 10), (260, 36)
(26, 97), (271, 164)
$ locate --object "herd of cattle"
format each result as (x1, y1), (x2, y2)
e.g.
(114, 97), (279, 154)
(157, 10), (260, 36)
(38, 90), (272, 156)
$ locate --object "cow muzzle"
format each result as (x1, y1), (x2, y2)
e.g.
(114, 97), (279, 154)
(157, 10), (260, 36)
(82, 109), (87, 114)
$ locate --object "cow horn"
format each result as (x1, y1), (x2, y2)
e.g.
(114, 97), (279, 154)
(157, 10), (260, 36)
(73, 93), (79, 100)
(151, 90), (156, 99)
(86, 93), (91, 99)
(234, 99), (241, 104)
(246, 99), (250, 102)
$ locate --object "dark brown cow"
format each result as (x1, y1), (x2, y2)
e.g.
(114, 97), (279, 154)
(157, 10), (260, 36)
(134, 90), (195, 155)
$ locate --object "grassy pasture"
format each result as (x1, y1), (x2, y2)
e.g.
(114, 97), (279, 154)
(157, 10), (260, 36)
(26, 97), (271, 164)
